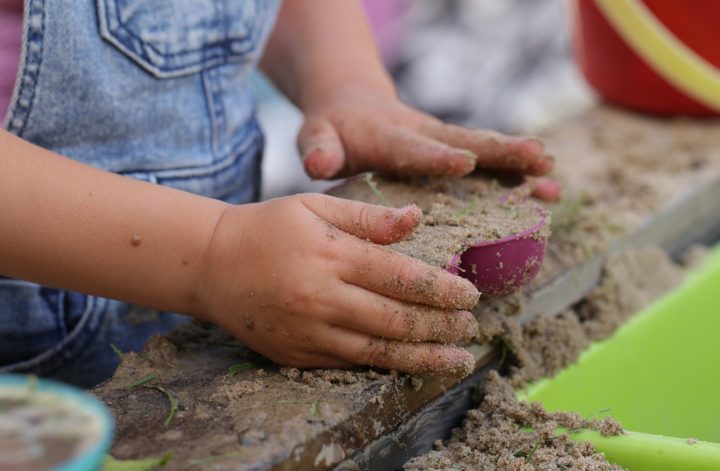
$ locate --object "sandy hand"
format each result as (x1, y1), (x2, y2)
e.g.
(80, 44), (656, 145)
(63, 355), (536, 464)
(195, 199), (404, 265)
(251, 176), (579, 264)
(195, 194), (480, 377)
(297, 86), (560, 201)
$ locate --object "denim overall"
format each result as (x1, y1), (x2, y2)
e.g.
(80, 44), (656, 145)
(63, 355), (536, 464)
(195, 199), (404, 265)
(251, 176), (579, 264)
(1, 0), (281, 387)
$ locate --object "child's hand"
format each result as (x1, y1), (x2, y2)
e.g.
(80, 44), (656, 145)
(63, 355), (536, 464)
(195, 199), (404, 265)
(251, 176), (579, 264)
(297, 85), (560, 200)
(195, 194), (480, 376)
(261, 1), (560, 200)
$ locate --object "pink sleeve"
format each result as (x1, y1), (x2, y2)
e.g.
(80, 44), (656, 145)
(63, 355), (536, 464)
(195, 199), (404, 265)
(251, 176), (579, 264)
(0, 0), (24, 122)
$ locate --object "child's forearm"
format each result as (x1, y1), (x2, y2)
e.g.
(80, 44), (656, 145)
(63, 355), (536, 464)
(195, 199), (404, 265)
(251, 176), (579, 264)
(0, 131), (481, 375)
(260, 0), (395, 109)
(0, 130), (226, 315)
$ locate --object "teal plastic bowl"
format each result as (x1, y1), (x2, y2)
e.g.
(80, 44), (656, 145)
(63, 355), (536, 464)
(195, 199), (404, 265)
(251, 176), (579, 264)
(0, 374), (114, 471)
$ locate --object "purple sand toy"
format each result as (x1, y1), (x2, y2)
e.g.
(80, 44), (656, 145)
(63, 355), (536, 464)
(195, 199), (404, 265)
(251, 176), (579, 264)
(326, 175), (550, 297)
(446, 203), (550, 297)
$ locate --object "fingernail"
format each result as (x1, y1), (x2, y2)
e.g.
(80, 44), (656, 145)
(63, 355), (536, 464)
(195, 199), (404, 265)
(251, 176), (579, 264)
(392, 204), (422, 223)
(460, 311), (479, 341)
(530, 153), (555, 175)
(303, 159), (325, 180)
(546, 180), (562, 198)
(529, 139), (546, 157)
(456, 277), (481, 308)
(532, 178), (562, 201)
(443, 150), (476, 176)
(543, 178), (561, 192)
(446, 348), (475, 377)
(511, 136), (543, 155)
(528, 137), (545, 147)
(458, 150), (477, 161)
(302, 144), (324, 159)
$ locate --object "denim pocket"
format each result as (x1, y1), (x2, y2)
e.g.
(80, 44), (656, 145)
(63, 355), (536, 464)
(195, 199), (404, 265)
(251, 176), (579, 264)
(0, 279), (103, 376)
(97, 0), (274, 78)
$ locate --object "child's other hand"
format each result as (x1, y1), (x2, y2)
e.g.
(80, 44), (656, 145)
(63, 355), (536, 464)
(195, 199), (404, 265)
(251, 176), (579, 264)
(297, 86), (560, 201)
(195, 195), (480, 376)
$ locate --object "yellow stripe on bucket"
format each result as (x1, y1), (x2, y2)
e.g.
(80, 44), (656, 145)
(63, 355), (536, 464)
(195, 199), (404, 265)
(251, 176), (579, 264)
(595, 0), (720, 112)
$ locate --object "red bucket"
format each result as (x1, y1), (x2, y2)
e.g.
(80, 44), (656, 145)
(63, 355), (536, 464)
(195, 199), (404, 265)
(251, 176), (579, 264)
(571, 0), (720, 116)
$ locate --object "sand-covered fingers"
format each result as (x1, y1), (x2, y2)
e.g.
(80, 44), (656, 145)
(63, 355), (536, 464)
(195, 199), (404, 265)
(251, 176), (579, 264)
(364, 127), (478, 177)
(343, 244), (480, 310)
(300, 193), (421, 245)
(328, 284), (478, 343)
(321, 326), (475, 377)
(420, 121), (554, 176)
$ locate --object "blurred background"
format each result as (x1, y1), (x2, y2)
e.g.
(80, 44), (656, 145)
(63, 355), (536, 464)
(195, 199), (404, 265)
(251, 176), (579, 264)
(258, 0), (598, 200)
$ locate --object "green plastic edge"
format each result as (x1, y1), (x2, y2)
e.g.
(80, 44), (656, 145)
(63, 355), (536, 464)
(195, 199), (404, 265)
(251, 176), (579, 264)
(518, 246), (720, 471)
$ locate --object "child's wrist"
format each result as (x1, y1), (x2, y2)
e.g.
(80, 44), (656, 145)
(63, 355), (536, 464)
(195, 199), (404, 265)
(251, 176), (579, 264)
(182, 200), (235, 320)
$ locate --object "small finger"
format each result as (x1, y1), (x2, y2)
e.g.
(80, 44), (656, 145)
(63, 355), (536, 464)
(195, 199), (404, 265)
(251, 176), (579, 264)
(529, 177), (562, 201)
(363, 126), (477, 177)
(342, 244), (480, 309)
(420, 122), (554, 176)
(321, 325), (476, 377)
(298, 117), (346, 179)
(328, 284), (478, 342)
(300, 193), (422, 245)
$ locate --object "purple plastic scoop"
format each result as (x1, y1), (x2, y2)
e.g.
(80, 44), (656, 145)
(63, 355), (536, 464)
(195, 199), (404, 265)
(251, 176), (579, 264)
(326, 175), (550, 297)
(445, 202), (550, 297)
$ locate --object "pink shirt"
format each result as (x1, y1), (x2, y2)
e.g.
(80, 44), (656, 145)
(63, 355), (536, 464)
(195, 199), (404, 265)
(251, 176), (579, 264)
(0, 0), (22, 122)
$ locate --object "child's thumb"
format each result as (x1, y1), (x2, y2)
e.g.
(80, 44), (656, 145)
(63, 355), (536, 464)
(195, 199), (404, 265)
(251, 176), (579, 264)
(300, 194), (422, 245)
(297, 117), (345, 180)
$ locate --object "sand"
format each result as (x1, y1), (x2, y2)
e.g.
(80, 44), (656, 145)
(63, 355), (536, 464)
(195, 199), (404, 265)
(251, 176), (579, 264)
(404, 246), (685, 470)
(100, 203), (696, 470)
(95, 247), (683, 470)
(577, 247), (685, 341)
(508, 246), (684, 387)
(93, 323), (409, 469)
(93, 107), (720, 470)
(404, 372), (623, 471)
(329, 174), (548, 268)
(399, 107), (719, 469)
(535, 107), (720, 278)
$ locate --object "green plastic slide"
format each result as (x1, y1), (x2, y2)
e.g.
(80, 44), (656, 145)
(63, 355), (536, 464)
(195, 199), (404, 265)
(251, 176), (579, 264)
(521, 246), (720, 470)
